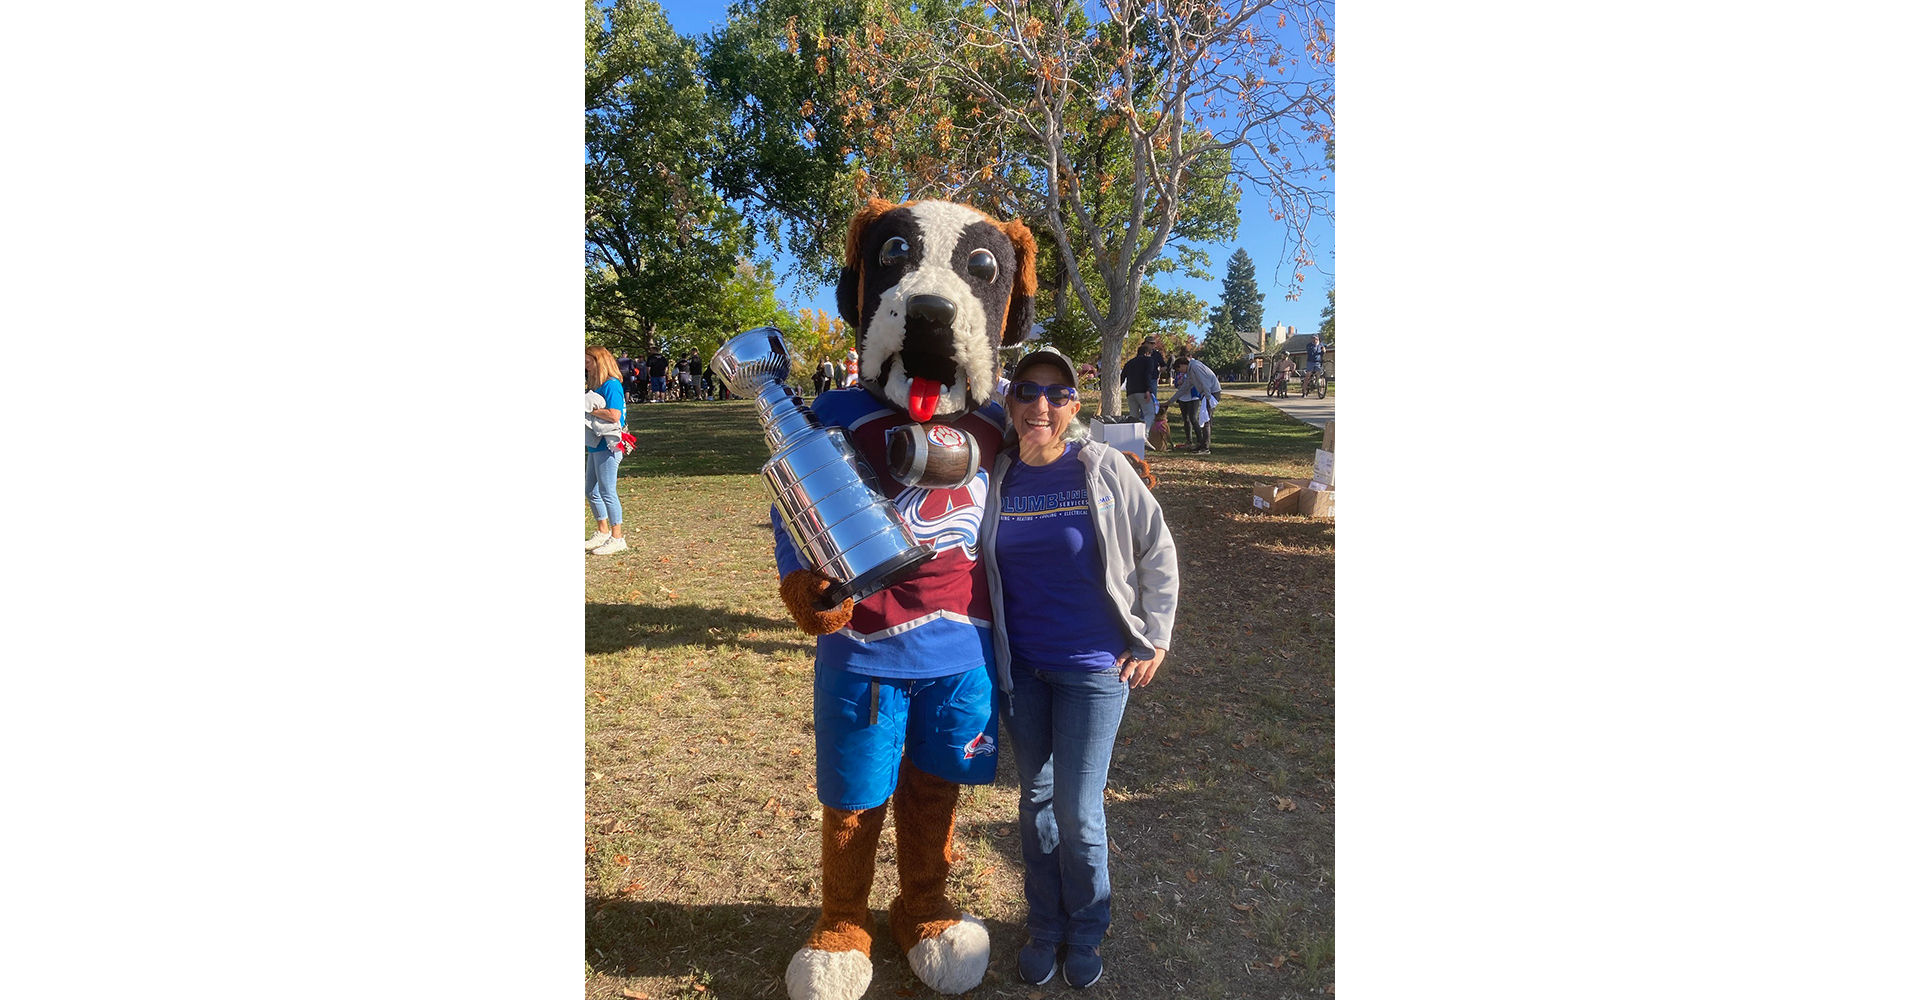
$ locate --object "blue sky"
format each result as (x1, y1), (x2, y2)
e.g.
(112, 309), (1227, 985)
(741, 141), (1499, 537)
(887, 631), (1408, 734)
(655, 0), (1334, 341)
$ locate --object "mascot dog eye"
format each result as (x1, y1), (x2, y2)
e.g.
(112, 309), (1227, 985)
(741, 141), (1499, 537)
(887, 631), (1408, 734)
(837, 199), (1038, 424)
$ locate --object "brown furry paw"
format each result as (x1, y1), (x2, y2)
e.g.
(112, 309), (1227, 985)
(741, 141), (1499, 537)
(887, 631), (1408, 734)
(781, 569), (855, 636)
(1122, 451), (1158, 489)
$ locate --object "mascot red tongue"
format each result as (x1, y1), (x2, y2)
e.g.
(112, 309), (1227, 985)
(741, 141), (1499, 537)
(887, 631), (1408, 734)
(907, 377), (943, 423)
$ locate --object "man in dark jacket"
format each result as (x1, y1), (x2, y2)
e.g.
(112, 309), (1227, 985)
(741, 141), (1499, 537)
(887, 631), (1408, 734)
(645, 350), (669, 403)
(1120, 342), (1163, 424)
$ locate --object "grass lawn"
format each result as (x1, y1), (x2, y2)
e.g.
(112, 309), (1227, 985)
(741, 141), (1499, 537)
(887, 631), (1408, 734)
(585, 395), (1335, 1000)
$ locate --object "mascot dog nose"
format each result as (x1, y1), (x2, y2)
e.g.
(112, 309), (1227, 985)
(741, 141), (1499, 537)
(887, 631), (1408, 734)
(906, 294), (957, 326)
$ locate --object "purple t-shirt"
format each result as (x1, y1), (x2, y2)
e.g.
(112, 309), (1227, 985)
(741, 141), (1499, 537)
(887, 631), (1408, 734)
(996, 442), (1130, 672)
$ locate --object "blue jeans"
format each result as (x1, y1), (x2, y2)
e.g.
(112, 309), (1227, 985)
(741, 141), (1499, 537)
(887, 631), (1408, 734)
(586, 448), (622, 525)
(1003, 663), (1129, 947)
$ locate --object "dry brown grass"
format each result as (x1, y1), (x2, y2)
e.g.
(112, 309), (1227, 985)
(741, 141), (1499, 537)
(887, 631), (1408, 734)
(586, 396), (1333, 1000)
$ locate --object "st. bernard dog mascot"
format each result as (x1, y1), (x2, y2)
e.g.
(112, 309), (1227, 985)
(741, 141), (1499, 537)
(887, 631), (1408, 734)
(771, 199), (1036, 1000)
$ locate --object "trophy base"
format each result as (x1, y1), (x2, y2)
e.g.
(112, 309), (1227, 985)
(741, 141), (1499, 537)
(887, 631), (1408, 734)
(818, 544), (938, 610)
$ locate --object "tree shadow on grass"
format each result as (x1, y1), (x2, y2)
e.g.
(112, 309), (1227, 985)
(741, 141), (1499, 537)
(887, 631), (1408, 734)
(586, 898), (1027, 998)
(586, 601), (807, 657)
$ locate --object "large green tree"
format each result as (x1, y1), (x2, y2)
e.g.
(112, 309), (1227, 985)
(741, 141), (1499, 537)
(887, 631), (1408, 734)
(585, 0), (751, 351)
(701, 0), (899, 287)
(1317, 286), (1334, 345)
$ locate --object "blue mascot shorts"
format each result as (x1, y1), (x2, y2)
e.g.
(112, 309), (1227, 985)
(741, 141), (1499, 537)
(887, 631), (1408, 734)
(813, 661), (999, 811)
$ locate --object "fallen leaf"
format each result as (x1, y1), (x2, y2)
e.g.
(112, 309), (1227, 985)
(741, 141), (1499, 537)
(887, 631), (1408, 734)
(763, 797), (780, 812)
(594, 692), (610, 704)
(598, 818), (627, 835)
(1231, 902), (1252, 912)
(614, 854), (630, 866)
(790, 747), (804, 756)
(1276, 797), (1297, 811)
(620, 990), (650, 1000)
(590, 771), (604, 782)
(1147, 942), (1160, 954)
(1185, 868), (1199, 883)
(1132, 910), (1147, 921)
(997, 826), (1013, 836)
(621, 880), (644, 894)
(692, 986), (706, 994)
(718, 736), (730, 745)
(1170, 832), (1183, 843)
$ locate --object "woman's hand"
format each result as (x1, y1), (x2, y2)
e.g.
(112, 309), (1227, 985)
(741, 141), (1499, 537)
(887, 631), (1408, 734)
(1117, 648), (1167, 689)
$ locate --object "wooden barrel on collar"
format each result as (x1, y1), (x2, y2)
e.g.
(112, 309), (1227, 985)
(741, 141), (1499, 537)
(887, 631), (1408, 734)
(885, 422), (980, 488)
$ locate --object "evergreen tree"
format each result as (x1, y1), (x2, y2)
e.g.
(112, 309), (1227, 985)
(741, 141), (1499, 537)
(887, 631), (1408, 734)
(1198, 304), (1244, 375)
(1221, 248), (1266, 337)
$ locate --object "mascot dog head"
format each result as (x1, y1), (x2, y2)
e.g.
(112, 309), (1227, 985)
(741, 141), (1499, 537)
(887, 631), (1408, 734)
(836, 199), (1038, 422)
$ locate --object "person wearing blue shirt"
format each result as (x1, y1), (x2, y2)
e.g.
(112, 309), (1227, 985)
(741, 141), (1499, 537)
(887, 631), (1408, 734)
(981, 347), (1179, 989)
(585, 346), (629, 555)
(1306, 335), (1324, 372)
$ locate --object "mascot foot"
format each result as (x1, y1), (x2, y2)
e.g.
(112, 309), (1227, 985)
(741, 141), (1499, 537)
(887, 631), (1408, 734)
(785, 946), (873, 1000)
(902, 914), (990, 995)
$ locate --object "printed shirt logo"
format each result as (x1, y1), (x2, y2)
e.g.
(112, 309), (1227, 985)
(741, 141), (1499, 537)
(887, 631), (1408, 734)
(897, 470), (989, 560)
(1000, 486), (1091, 519)
(963, 731), (996, 759)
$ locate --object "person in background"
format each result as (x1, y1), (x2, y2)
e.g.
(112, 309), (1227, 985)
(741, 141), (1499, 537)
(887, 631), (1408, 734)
(646, 348), (669, 403)
(981, 346), (1178, 990)
(677, 353), (698, 400)
(1119, 342), (1161, 427)
(585, 345), (629, 554)
(1171, 356), (1222, 455)
(1306, 335), (1325, 382)
(1172, 363), (1200, 449)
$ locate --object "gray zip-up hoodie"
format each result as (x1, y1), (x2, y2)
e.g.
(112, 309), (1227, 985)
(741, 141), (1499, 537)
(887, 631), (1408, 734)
(981, 436), (1179, 708)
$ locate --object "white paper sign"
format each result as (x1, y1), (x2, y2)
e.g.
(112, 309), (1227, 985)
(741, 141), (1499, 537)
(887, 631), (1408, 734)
(1311, 448), (1335, 488)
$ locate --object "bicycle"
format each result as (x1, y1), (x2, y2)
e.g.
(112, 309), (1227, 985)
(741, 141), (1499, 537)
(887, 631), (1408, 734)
(1301, 369), (1328, 399)
(1266, 372), (1292, 398)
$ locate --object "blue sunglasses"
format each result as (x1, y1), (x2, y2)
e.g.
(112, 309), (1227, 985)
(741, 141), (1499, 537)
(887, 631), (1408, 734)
(1008, 381), (1077, 405)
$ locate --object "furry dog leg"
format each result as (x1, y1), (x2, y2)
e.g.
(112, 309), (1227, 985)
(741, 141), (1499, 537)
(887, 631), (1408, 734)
(888, 760), (990, 994)
(787, 803), (888, 1000)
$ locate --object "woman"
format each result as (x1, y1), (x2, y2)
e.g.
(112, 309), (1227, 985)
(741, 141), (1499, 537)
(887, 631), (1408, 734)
(1172, 363), (1200, 449)
(981, 347), (1179, 989)
(1172, 356), (1221, 455)
(584, 346), (628, 555)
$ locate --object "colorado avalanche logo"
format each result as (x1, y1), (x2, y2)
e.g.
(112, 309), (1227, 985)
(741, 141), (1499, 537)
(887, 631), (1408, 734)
(926, 424), (966, 449)
(896, 470), (988, 559)
(962, 731), (995, 760)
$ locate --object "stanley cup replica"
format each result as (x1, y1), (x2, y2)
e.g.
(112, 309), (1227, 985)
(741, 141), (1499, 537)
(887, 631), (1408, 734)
(710, 327), (935, 609)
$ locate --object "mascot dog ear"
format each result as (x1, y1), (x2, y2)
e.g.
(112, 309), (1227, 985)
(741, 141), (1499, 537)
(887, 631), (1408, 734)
(999, 217), (1038, 346)
(836, 198), (898, 329)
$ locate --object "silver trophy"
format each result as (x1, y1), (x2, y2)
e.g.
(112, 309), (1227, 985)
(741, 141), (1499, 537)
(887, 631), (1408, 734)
(711, 327), (935, 609)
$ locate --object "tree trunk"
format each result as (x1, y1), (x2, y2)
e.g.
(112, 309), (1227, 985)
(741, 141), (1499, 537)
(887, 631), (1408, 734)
(1098, 326), (1126, 418)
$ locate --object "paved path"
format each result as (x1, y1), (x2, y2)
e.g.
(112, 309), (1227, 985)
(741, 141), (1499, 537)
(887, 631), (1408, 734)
(1220, 387), (1335, 428)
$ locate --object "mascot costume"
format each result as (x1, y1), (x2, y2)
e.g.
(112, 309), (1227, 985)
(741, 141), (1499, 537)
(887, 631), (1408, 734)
(772, 199), (1038, 1000)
